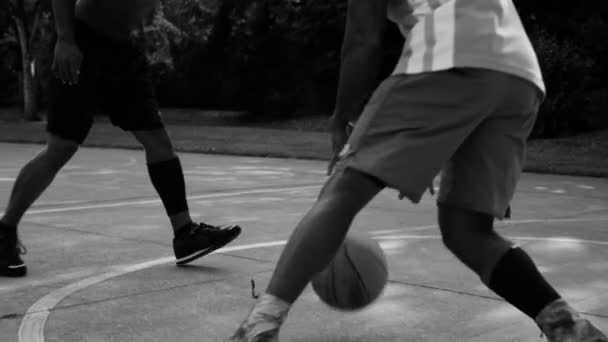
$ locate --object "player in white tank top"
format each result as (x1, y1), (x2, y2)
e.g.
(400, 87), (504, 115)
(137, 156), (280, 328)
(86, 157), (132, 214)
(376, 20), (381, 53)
(226, 2), (608, 341)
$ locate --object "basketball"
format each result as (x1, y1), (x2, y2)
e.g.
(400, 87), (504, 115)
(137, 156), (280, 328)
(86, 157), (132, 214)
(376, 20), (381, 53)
(311, 233), (388, 311)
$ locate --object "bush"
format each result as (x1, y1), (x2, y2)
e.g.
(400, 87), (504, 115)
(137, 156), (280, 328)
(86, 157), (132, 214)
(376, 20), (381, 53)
(530, 27), (600, 137)
(2, 0), (606, 136)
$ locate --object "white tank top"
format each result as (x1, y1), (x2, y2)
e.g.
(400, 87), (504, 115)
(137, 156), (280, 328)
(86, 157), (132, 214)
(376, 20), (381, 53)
(387, 0), (545, 94)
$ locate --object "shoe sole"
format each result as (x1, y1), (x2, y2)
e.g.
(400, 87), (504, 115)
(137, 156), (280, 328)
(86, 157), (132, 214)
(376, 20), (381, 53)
(175, 227), (242, 266)
(0, 264), (27, 277)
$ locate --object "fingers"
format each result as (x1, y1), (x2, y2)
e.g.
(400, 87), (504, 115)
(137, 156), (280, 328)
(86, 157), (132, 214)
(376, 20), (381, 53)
(58, 60), (69, 84)
(327, 152), (339, 176)
(346, 121), (356, 136)
(51, 59), (58, 78)
(68, 57), (81, 84)
(52, 58), (69, 85)
(53, 51), (82, 85)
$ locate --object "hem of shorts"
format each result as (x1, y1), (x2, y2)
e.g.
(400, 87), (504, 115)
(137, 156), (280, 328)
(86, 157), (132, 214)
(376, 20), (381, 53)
(45, 127), (86, 144)
(114, 122), (165, 132)
(436, 198), (506, 220)
(344, 163), (425, 204)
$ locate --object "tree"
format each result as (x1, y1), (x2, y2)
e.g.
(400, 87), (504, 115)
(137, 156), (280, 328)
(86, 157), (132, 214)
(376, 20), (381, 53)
(4, 0), (53, 120)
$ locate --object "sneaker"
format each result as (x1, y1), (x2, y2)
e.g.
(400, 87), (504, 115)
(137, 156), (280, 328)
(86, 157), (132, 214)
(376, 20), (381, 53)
(173, 222), (241, 265)
(226, 294), (288, 342)
(537, 299), (608, 342)
(0, 223), (27, 277)
(225, 314), (283, 342)
(225, 324), (279, 342)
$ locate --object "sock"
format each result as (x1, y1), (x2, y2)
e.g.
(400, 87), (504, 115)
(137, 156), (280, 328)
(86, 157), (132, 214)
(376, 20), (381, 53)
(0, 221), (16, 233)
(488, 246), (561, 319)
(246, 293), (290, 327)
(146, 158), (189, 228)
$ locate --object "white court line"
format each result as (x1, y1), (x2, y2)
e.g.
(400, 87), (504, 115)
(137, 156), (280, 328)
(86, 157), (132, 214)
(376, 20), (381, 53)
(15, 184), (318, 342)
(0, 268), (103, 294)
(20, 184), (321, 216)
(18, 216), (608, 342)
(18, 241), (288, 342)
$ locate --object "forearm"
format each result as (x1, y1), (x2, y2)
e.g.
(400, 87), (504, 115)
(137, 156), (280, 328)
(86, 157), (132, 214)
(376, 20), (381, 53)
(52, 0), (77, 42)
(333, 42), (385, 125)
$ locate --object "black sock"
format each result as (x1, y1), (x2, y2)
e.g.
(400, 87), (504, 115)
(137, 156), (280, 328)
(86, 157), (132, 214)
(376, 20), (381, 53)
(0, 221), (16, 232)
(488, 247), (561, 319)
(147, 158), (189, 218)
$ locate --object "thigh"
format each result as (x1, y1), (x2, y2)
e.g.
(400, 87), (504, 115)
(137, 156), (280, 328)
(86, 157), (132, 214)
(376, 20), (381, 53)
(46, 65), (96, 144)
(100, 50), (163, 132)
(318, 168), (384, 212)
(132, 128), (176, 163)
(438, 74), (541, 218)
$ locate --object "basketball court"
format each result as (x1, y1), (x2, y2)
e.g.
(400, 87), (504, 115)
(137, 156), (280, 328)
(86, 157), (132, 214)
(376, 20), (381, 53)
(1, 142), (607, 342)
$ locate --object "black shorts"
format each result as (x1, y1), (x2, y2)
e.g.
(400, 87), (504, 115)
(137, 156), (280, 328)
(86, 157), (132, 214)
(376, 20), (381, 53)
(47, 20), (163, 144)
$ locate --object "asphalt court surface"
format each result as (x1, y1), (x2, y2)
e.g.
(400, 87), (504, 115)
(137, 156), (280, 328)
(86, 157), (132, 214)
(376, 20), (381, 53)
(0, 143), (607, 342)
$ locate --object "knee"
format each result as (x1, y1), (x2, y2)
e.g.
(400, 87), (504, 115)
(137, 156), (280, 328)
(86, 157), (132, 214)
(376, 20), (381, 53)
(44, 138), (79, 170)
(134, 130), (176, 162)
(316, 170), (382, 215)
(316, 188), (358, 216)
(437, 204), (494, 256)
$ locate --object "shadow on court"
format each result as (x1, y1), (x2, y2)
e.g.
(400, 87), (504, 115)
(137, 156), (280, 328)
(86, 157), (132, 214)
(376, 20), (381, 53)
(1, 143), (607, 342)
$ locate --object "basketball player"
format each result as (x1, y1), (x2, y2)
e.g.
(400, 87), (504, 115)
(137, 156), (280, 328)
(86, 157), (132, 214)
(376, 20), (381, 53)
(0, 0), (241, 277)
(226, 0), (607, 341)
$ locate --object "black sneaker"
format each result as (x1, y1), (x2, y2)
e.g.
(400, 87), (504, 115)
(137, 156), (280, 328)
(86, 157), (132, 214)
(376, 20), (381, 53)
(173, 222), (241, 265)
(0, 223), (27, 277)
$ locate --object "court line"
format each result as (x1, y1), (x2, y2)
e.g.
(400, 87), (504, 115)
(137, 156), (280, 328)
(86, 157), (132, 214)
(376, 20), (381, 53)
(21, 184), (321, 216)
(18, 241), (288, 342)
(18, 216), (608, 342)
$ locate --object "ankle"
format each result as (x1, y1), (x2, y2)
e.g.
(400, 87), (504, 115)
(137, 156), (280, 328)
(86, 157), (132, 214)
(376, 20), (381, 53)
(248, 293), (291, 324)
(536, 298), (579, 326)
(174, 222), (194, 237)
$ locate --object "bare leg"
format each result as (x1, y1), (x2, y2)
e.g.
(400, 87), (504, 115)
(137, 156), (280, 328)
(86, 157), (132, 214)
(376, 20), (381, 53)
(437, 204), (513, 282)
(1, 134), (79, 226)
(438, 204), (560, 319)
(267, 169), (384, 303)
(226, 169), (384, 342)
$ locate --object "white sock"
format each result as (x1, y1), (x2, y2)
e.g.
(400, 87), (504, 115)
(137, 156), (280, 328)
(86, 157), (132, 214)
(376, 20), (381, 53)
(248, 293), (291, 322)
(236, 294), (291, 339)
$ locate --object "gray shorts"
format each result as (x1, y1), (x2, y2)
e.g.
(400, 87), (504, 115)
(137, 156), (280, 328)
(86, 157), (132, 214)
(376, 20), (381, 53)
(337, 68), (542, 218)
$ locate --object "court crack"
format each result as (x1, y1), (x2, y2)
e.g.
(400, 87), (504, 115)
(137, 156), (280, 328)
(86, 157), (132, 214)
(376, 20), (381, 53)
(17, 269), (275, 320)
(388, 279), (608, 319)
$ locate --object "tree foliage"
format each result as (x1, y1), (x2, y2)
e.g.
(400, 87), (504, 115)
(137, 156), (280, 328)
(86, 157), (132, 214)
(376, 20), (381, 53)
(1, 0), (54, 119)
(0, 0), (606, 135)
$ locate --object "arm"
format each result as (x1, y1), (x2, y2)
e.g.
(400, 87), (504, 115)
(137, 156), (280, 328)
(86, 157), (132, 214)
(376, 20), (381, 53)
(52, 0), (77, 42)
(332, 0), (389, 127)
(51, 0), (81, 84)
(326, 0), (389, 175)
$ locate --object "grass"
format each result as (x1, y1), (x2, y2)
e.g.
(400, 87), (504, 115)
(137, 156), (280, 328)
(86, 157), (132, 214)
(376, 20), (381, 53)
(527, 130), (608, 178)
(243, 114), (608, 178)
(1, 107), (607, 178)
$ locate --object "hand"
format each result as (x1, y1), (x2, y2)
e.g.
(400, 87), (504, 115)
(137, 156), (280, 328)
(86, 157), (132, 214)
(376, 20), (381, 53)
(326, 114), (355, 176)
(52, 39), (83, 85)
